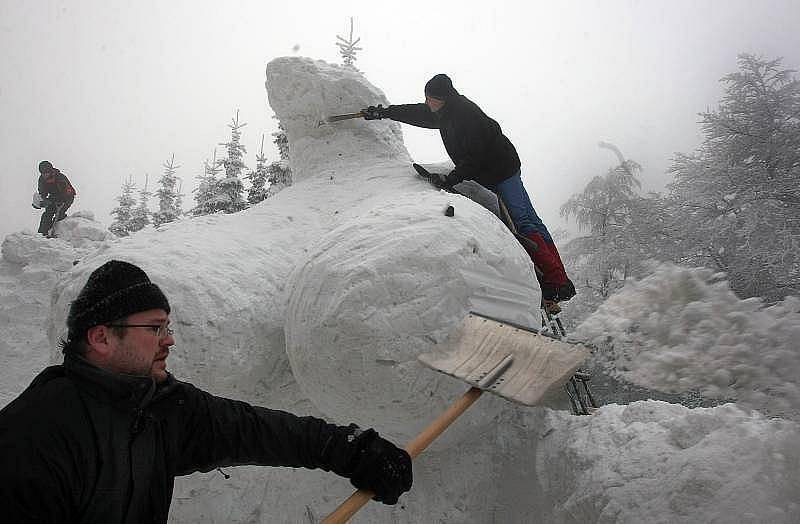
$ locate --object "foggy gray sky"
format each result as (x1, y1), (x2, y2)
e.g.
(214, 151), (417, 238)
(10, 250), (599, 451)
(2, 0), (800, 241)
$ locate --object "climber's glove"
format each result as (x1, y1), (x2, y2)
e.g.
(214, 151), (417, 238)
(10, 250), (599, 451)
(428, 172), (450, 189)
(362, 104), (387, 120)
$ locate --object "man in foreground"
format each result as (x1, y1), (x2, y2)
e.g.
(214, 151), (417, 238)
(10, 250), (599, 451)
(0, 260), (412, 522)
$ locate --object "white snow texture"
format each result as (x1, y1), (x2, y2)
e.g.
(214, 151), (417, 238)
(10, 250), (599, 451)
(1, 57), (798, 523)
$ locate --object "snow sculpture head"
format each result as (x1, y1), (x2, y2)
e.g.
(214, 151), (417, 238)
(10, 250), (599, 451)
(265, 57), (410, 178)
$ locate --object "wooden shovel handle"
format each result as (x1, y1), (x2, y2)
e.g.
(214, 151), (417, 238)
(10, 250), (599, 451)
(322, 387), (484, 524)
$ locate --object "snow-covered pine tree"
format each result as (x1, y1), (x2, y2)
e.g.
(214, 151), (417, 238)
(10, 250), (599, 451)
(560, 142), (644, 300)
(174, 179), (184, 217)
(336, 17), (362, 71)
(152, 154), (182, 227)
(129, 174), (152, 232)
(109, 175), (137, 237)
(217, 110), (248, 213)
(266, 121), (292, 198)
(666, 54), (800, 299)
(246, 134), (269, 205)
(192, 150), (226, 216)
(273, 120), (289, 162)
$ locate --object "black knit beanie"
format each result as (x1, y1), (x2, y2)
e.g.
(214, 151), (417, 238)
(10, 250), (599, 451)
(424, 74), (457, 100)
(38, 160), (54, 174)
(67, 260), (170, 341)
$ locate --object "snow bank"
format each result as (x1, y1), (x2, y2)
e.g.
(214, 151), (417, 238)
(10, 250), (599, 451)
(575, 263), (800, 419)
(538, 401), (800, 522)
(50, 210), (110, 247)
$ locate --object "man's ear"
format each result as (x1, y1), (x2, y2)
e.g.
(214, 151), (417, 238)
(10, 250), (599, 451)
(85, 325), (114, 357)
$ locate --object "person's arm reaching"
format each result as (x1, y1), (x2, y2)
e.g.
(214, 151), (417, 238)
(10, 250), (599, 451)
(175, 384), (412, 504)
(362, 103), (440, 129)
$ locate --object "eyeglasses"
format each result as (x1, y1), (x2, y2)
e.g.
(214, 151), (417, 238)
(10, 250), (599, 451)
(107, 322), (174, 338)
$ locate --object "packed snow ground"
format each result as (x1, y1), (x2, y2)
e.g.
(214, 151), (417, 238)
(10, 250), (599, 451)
(1, 57), (798, 522)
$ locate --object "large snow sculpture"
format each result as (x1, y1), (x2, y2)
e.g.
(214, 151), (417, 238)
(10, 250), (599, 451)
(268, 58), (541, 443)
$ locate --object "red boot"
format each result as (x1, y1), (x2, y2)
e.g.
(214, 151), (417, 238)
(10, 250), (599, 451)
(521, 232), (574, 302)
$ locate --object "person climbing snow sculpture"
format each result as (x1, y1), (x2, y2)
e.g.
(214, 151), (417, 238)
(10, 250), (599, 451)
(361, 74), (575, 310)
(34, 160), (76, 237)
(0, 260), (413, 521)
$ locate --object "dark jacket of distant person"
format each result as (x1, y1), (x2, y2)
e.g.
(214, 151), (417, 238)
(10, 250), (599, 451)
(38, 167), (76, 202)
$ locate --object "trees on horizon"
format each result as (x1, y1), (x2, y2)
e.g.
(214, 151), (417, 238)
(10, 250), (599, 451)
(110, 108), (292, 231)
(562, 54), (800, 303)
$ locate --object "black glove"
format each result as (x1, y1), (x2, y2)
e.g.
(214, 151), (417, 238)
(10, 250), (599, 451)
(430, 170), (463, 190)
(348, 429), (412, 505)
(428, 172), (450, 189)
(362, 104), (387, 120)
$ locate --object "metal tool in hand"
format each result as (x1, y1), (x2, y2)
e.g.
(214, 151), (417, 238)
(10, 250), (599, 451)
(317, 112), (365, 127)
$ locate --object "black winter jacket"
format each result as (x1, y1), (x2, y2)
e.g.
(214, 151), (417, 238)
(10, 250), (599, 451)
(0, 356), (362, 523)
(385, 95), (521, 188)
(38, 169), (76, 202)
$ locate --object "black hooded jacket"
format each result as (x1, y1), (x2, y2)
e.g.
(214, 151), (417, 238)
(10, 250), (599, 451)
(384, 95), (521, 188)
(0, 355), (363, 523)
(38, 169), (76, 202)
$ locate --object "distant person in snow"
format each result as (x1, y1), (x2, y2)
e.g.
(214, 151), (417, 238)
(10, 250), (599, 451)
(362, 74), (575, 310)
(0, 260), (412, 522)
(34, 160), (76, 237)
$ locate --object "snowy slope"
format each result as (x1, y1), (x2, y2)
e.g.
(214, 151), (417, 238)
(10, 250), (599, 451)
(0, 57), (798, 523)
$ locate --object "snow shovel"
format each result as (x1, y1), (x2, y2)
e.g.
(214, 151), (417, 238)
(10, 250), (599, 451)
(322, 311), (590, 523)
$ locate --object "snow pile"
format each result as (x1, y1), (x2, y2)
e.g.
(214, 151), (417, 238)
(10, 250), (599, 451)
(50, 210), (111, 247)
(575, 263), (800, 418)
(1, 230), (75, 269)
(538, 401), (800, 522)
(0, 212), (109, 406)
(1, 212), (110, 268)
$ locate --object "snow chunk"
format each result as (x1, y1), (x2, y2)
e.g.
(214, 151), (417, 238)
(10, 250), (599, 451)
(1, 231), (74, 269)
(265, 57), (411, 178)
(1, 212), (109, 270)
(52, 210), (111, 247)
(575, 263), (800, 418)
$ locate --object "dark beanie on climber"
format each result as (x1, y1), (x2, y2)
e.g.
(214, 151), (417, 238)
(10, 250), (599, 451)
(38, 160), (54, 174)
(424, 74), (458, 100)
(67, 260), (170, 341)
